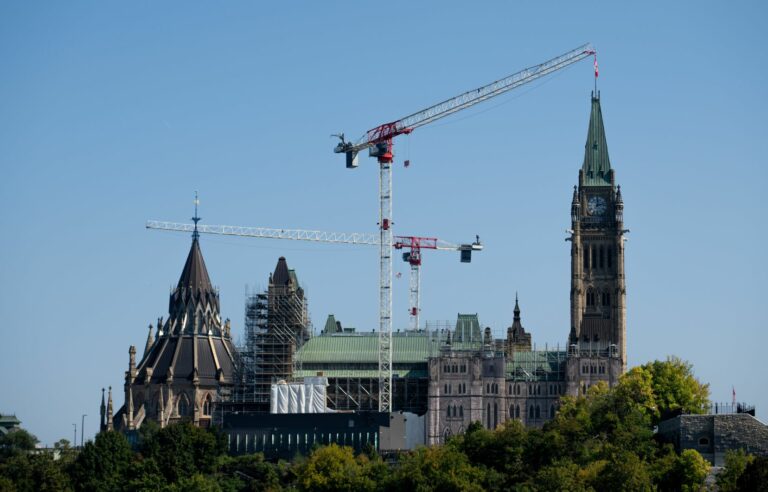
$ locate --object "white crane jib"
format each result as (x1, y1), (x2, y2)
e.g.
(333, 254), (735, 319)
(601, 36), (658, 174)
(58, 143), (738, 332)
(145, 220), (482, 333)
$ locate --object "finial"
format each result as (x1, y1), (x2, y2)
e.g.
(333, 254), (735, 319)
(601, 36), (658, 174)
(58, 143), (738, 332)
(514, 292), (521, 317)
(192, 191), (201, 241)
(593, 52), (599, 95)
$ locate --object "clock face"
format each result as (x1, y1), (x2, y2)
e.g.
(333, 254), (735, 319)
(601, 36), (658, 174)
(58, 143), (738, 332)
(587, 196), (607, 216)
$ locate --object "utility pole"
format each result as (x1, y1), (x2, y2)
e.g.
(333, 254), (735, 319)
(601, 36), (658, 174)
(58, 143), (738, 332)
(72, 423), (76, 448)
(81, 414), (87, 447)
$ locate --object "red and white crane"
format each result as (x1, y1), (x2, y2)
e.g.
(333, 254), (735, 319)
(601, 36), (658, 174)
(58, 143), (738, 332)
(145, 221), (482, 333)
(333, 43), (595, 412)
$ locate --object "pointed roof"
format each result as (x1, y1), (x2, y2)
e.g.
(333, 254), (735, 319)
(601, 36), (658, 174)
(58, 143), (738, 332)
(323, 314), (341, 334)
(177, 238), (213, 292)
(509, 295), (528, 335)
(272, 256), (292, 286)
(582, 93), (612, 187)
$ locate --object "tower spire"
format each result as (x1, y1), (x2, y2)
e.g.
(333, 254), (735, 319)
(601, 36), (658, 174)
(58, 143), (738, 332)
(581, 94), (612, 187)
(100, 388), (106, 432)
(192, 191), (201, 241)
(144, 324), (155, 357)
(106, 386), (114, 431)
(514, 292), (521, 320)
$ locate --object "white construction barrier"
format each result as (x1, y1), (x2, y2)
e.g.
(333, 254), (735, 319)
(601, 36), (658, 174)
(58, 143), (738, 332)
(270, 377), (330, 414)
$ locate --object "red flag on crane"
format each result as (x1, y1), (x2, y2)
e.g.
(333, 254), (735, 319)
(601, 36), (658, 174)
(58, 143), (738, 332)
(594, 54), (599, 78)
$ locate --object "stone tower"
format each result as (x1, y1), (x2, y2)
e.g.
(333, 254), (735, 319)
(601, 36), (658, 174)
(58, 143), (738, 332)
(108, 220), (236, 431)
(566, 93), (627, 395)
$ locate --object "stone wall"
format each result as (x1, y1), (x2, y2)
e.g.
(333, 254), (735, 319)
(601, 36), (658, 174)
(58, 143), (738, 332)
(657, 413), (768, 466)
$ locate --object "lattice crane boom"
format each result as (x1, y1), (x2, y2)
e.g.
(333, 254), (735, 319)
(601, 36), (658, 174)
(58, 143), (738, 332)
(146, 220), (481, 334)
(146, 220), (379, 245)
(333, 43), (595, 161)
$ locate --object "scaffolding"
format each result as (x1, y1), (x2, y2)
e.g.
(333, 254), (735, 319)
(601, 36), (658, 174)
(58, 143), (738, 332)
(232, 281), (311, 413)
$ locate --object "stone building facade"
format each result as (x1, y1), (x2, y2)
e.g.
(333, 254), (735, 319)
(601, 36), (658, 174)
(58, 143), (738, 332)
(103, 228), (236, 432)
(426, 93), (627, 444)
(657, 413), (768, 466)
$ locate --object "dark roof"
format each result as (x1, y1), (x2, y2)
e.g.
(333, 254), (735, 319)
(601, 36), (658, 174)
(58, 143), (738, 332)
(272, 257), (292, 286)
(136, 334), (236, 386)
(509, 296), (528, 336)
(582, 94), (612, 187)
(177, 239), (213, 292)
(168, 238), (220, 317)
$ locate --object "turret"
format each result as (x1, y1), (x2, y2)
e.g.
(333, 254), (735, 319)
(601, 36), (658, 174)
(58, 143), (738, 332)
(99, 388), (106, 432)
(106, 386), (114, 431)
(144, 324), (154, 357)
(128, 345), (137, 380)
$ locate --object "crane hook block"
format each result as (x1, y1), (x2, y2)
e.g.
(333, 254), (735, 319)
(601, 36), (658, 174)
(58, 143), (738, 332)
(346, 151), (359, 168)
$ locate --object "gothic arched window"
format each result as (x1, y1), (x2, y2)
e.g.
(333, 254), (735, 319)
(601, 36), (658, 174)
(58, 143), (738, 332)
(607, 247), (613, 268)
(535, 405), (541, 419)
(599, 245), (604, 269)
(550, 405), (556, 418)
(515, 405), (520, 419)
(178, 396), (189, 417)
(203, 395), (212, 416)
(592, 247), (597, 269)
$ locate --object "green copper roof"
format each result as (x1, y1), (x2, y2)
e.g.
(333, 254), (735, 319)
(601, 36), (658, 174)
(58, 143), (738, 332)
(323, 314), (340, 334)
(297, 331), (442, 365)
(297, 325), (481, 361)
(455, 314), (481, 343)
(582, 95), (612, 187)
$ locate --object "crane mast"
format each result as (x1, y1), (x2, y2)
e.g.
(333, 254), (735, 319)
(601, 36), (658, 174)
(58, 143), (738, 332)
(334, 43), (595, 412)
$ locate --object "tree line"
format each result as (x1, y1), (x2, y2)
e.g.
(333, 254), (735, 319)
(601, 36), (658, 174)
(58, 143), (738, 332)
(1, 357), (766, 491)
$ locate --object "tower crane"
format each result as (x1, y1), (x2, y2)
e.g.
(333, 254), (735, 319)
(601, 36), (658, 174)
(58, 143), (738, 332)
(145, 220), (482, 333)
(333, 43), (595, 412)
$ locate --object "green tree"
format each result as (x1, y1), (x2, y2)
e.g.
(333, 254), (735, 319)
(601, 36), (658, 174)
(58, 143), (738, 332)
(717, 449), (754, 492)
(674, 449), (709, 492)
(124, 457), (167, 491)
(388, 445), (487, 492)
(69, 430), (133, 491)
(534, 459), (591, 492)
(449, 419), (529, 488)
(736, 456), (768, 492)
(592, 450), (652, 492)
(0, 429), (38, 459)
(140, 423), (226, 484)
(168, 473), (222, 492)
(216, 454), (282, 492)
(643, 357), (709, 422)
(297, 444), (375, 492)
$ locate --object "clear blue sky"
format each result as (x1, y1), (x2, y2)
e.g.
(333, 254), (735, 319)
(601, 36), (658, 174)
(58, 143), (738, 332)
(1, 2), (765, 445)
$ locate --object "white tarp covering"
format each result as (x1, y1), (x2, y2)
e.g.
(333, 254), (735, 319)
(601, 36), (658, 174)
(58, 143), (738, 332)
(270, 377), (330, 414)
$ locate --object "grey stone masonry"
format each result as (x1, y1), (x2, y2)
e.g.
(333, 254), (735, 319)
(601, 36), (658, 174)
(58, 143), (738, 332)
(657, 414), (768, 466)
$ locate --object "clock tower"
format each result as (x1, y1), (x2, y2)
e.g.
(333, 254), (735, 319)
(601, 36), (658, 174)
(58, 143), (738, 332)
(566, 93), (627, 394)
